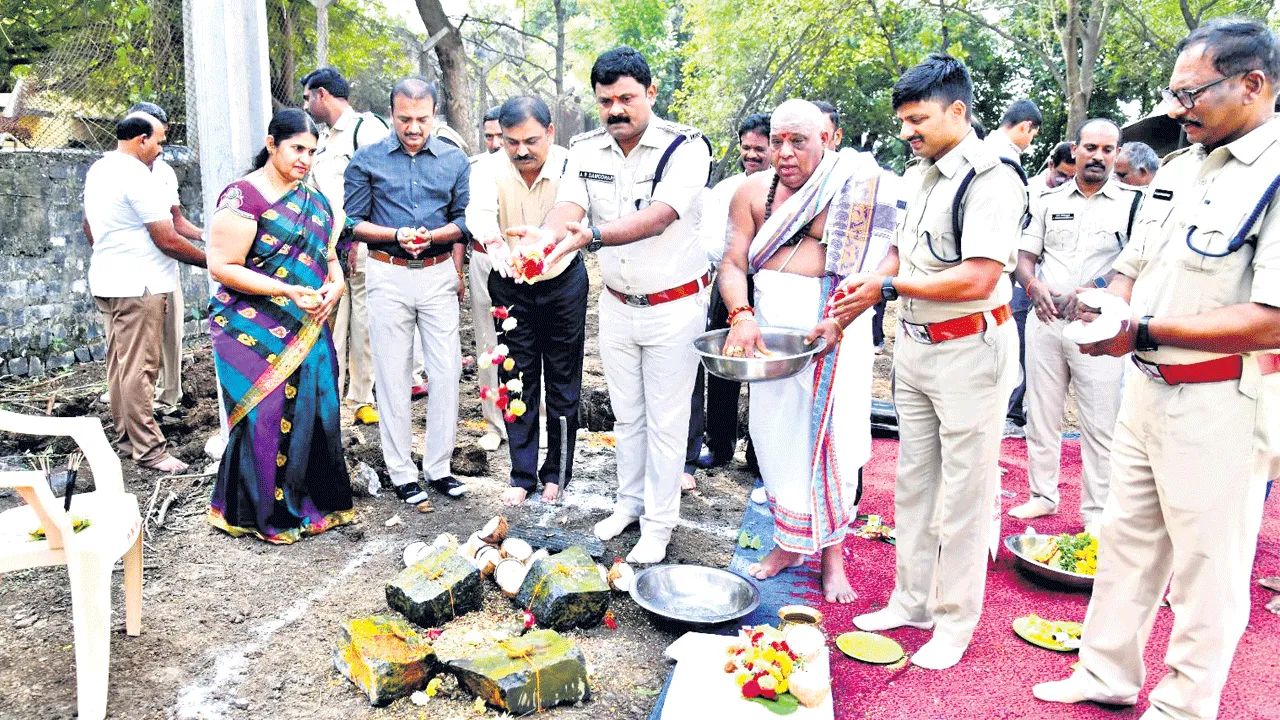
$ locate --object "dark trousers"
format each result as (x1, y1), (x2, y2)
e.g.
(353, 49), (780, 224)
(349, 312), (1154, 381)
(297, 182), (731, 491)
(488, 256), (588, 492)
(686, 273), (753, 471)
(871, 299), (887, 347)
(1007, 284), (1030, 425)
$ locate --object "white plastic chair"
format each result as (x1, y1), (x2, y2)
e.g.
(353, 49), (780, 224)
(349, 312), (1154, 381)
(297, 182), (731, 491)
(0, 410), (142, 720)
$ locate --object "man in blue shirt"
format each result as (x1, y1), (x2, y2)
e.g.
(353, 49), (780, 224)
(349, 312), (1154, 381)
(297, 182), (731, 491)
(344, 77), (470, 502)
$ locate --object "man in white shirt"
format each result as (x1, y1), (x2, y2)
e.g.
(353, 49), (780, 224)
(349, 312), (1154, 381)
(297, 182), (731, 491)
(82, 113), (206, 471)
(301, 67), (391, 425)
(126, 102), (204, 416)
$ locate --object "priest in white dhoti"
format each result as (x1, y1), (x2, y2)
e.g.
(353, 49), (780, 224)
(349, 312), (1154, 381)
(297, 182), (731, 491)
(719, 100), (898, 602)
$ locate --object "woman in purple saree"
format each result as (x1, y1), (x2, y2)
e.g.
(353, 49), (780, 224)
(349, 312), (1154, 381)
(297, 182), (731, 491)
(205, 109), (354, 544)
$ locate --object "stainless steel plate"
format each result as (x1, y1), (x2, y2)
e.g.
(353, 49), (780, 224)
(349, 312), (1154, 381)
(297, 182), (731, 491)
(629, 564), (760, 626)
(1004, 533), (1094, 590)
(692, 328), (827, 383)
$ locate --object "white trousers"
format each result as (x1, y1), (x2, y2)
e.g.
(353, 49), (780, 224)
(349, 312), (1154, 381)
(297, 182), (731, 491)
(155, 284), (183, 408)
(366, 258), (461, 486)
(1025, 312), (1124, 523)
(598, 288), (707, 542)
(1072, 371), (1273, 719)
(749, 270), (870, 554)
(332, 244), (376, 405)
(887, 316), (1018, 647)
(467, 250), (507, 438)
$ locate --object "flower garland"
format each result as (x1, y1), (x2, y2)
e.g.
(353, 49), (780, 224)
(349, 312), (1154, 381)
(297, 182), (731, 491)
(477, 305), (528, 448)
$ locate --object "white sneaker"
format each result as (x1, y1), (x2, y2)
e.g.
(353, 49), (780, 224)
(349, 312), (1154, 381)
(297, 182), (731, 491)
(626, 534), (668, 564)
(852, 608), (934, 632)
(593, 512), (639, 541)
(1008, 496), (1058, 519)
(911, 637), (967, 670)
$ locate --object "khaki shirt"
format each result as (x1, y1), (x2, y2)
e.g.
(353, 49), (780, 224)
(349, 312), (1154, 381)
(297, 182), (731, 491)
(556, 117), (710, 295)
(1022, 178), (1142, 294)
(893, 130), (1027, 323)
(984, 129), (1022, 163)
(1114, 116), (1280, 387)
(465, 144), (574, 280)
(312, 107), (391, 216)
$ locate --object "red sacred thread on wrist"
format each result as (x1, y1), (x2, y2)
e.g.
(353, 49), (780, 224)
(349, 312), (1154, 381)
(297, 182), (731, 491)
(727, 306), (754, 325)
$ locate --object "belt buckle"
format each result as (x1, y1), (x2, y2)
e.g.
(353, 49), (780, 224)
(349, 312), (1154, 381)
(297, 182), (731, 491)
(901, 321), (933, 345)
(1131, 356), (1164, 382)
(624, 293), (650, 308)
(407, 258), (426, 269)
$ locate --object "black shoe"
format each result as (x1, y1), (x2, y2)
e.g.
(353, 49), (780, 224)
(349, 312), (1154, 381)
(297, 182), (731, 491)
(428, 475), (468, 497)
(393, 481), (430, 505)
(695, 447), (730, 469)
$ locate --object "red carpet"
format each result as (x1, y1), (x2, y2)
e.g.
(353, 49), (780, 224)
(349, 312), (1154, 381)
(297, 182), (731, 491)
(816, 438), (1280, 720)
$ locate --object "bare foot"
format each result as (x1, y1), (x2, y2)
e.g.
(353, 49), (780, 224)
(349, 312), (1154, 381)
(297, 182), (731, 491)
(540, 483), (560, 503)
(501, 487), (528, 506)
(748, 547), (805, 580)
(821, 544), (857, 603)
(681, 472), (697, 491)
(142, 455), (187, 473)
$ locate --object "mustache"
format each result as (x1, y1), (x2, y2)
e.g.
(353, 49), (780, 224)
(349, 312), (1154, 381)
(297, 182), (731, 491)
(512, 154), (535, 162)
(1085, 161), (1106, 169)
(607, 115), (630, 125)
(904, 135), (924, 144)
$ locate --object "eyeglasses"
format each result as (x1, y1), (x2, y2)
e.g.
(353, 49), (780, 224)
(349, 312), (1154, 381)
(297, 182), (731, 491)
(1159, 73), (1242, 110)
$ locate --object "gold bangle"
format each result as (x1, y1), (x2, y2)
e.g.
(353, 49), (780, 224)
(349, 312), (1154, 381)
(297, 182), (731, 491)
(729, 312), (756, 327)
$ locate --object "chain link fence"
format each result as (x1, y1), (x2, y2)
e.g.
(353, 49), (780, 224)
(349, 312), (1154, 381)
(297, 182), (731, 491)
(2, 0), (190, 153)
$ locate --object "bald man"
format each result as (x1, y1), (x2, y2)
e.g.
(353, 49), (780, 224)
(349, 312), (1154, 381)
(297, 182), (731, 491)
(720, 100), (898, 603)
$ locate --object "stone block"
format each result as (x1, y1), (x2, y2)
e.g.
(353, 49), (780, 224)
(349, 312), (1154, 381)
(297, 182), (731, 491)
(447, 629), (590, 715)
(385, 547), (483, 629)
(47, 351), (74, 370)
(515, 546), (610, 630)
(8, 356), (27, 376)
(28, 356), (44, 377)
(90, 342), (106, 361)
(332, 614), (437, 706)
(74, 347), (92, 363)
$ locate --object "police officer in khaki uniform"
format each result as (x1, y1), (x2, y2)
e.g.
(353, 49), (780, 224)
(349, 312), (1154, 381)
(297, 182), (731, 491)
(1034, 20), (1280, 719)
(1010, 118), (1141, 528)
(834, 54), (1024, 671)
(301, 67), (391, 425)
(509, 47), (710, 565)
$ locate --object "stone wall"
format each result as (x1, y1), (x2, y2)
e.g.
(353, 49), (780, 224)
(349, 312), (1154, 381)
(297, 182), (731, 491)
(0, 149), (207, 377)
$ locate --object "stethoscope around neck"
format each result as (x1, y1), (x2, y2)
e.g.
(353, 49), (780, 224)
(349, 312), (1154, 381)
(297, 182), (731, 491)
(1184, 171), (1280, 257)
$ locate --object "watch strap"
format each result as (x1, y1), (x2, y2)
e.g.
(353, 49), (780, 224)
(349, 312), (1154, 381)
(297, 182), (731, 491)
(1136, 315), (1157, 352)
(881, 276), (899, 301)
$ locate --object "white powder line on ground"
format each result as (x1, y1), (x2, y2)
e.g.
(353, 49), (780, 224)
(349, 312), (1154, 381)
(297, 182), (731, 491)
(174, 537), (392, 719)
(555, 475), (740, 541)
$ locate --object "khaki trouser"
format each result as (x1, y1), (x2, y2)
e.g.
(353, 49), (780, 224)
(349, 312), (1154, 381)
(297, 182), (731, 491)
(887, 315), (1018, 647)
(94, 294), (170, 465)
(332, 245), (376, 406)
(1072, 371), (1272, 720)
(154, 285), (184, 408)
(365, 258), (461, 486)
(1024, 312), (1124, 523)
(598, 289), (707, 543)
(467, 250), (507, 439)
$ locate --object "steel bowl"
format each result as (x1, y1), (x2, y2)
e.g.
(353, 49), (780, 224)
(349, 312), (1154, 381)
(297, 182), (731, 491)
(1004, 533), (1094, 590)
(629, 564), (760, 626)
(692, 328), (827, 383)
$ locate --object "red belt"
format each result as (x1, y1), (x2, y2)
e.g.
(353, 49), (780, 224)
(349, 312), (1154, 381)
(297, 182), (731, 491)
(470, 239), (487, 254)
(368, 249), (451, 269)
(607, 273), (711, 308)
(900, 304), (1013, 345)
(1131, 353), (1280, 385)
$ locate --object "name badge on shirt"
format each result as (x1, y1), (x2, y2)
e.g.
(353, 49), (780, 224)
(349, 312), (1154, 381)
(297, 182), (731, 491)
(1051, 213), (1075, 221)
(1152, 189), (1173, 201)
(580, 171), (615, 183)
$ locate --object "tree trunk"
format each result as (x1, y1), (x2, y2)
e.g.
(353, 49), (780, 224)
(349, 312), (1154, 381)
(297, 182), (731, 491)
(415, 0), (474, 150)
(553, 0), (566, 98)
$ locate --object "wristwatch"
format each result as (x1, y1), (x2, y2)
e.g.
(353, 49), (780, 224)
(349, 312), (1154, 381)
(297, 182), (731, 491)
(880, 276), (899, 302)
(1136, 315), (1158, 352)
(586, 226), (604, 253)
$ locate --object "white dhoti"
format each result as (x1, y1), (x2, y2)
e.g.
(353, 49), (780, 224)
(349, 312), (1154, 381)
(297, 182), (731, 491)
(750, 269), (871, 554)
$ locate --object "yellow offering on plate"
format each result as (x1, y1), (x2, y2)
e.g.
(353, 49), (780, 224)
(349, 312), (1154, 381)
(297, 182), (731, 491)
(1012, 614), (1083, 652)
(835, 631), (904, 664)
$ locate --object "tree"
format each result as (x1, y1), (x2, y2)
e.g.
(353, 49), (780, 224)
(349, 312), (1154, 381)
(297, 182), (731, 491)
(416, 0), (475, 145)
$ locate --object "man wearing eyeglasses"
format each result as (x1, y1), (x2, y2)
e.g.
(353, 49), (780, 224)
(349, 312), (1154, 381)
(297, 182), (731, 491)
(1034, 19), (1280, 720)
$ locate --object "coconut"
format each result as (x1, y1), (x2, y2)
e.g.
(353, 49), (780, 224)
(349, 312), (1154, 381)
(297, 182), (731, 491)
(475, 545), (503, 576)
(606, 560), (634, 593)
(431, 533), (459, 551)
(461, 532), (486, 559)
(495, 558), (529, 598)
(479, 515), (509, 545)
(787, 669), (829, 708)
(402, 541), (429, 568)
(783, 624), (825, 662)
(525, 548), (550, 568)
(501, 537), (533, 563)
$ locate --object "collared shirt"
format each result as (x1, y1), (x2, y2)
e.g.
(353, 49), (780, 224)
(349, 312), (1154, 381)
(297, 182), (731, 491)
(313, 106), (391, 217)
(84, 151), (177, 297)
(1114, 116), (1280, 377)
(465, 144), (574, 280)
(985, 128), (1023, 164)
(892, 130), (1027, 323)
(556, 117), (710, 295)
(698, 173), (746, 266)
(344, 134), (470, 260)
(152, 157), (180, 208)
(1021, 178), (1142, 294)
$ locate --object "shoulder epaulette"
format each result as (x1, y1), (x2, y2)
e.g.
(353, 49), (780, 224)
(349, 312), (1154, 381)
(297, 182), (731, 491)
(1160, 145), (1194, 166)
(569, 127), (607, 146)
